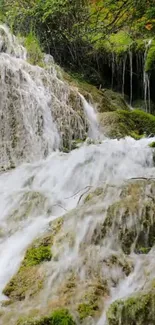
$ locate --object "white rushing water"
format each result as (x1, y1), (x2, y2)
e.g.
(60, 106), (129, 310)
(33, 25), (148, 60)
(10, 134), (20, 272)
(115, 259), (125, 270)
(143, 39), (152, 113)
(0, 25), (155, 324)
(0, 136), (155, 302)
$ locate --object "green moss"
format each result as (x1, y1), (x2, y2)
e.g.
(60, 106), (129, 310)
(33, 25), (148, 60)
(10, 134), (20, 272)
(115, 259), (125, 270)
(149, 141), (155, 148)
(3, 265), (43, 301)
(99, 109), (155, 138)
(77, 281), (108, 321)
(3, 218), (63, 302)
(145, 40), (155, 72)
(3, 242), (52, 301)
(25, 33), (43, 66)
(17, 309), (76, 325)
(71, 139), (85, 150)
(78, 302), (98, 320)
(22, 245), (52, 267)
(136, 247), (150, 254)
(130, 131), (144, 140)
(50, 309), (75, 325)
(107, 290), (155, 325)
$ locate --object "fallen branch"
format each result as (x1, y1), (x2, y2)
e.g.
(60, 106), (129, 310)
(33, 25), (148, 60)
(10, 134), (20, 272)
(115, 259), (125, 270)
(129, 177), (155, 180)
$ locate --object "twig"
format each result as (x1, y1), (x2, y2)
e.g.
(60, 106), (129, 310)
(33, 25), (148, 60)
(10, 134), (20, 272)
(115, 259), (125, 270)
(65, 185), (93, 199)
(52, 204), (68, 212)
(77, 186), (91, 205)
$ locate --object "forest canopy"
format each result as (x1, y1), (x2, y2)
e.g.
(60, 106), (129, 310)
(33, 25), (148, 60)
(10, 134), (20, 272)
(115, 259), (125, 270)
(0, 0), (155, 85)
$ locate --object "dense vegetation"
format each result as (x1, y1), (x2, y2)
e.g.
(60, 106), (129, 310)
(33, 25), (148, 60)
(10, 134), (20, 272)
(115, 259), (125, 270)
(1, 1), (155, 80)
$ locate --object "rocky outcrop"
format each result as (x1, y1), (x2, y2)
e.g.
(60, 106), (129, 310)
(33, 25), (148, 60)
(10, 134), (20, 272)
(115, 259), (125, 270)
(0, 26), (90, 170)
(2, 179), (155, 324)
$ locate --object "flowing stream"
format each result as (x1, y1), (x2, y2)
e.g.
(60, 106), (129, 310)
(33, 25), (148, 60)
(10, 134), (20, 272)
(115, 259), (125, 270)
(0, 25), (155, 324)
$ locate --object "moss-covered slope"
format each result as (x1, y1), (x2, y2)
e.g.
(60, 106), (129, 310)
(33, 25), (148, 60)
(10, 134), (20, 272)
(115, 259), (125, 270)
(99, 109), (155, 138)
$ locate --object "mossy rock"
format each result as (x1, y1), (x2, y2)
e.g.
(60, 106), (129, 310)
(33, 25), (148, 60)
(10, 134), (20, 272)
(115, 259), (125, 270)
(22, 245), (52, 267)
(91, 180), (155, 254)
(3, 243), (52, 301)
(78, 302), (98, 320)
(77, 280), (108, 321)
(3, 218), (63, 302)
(3, 265), (44, 301)
(8, 191), (47, 222)
(101, 89), (129, 112)
(99, 109), (155, 138)
(149, 141), (155, 148)
(107, 290), (155, 325)
(17, 309), (76, 325)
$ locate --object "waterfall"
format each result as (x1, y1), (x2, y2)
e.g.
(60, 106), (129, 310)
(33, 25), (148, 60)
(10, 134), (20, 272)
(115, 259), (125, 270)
(0, 25), (89, 170)
(80, 94), (100, 140)
(1, 26), (155, 325)
(0, 136), (155, 303)
(143, 39), (152, 113)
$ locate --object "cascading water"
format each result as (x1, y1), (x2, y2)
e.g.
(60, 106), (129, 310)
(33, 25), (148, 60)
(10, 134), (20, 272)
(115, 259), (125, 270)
(80, 94), (100, 140)
(0, 26), (155, 325)
(0, 25), (89, 170)
(143, 39), (152, 113)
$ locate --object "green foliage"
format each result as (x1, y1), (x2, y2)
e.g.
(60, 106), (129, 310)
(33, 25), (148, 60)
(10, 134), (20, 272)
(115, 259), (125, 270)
(17, 309), (76, 325)
(22, 245), (52, 267)
(24, 33), (43, 66)
(97, 31), (133, 54)
(2, 0), (155, 89)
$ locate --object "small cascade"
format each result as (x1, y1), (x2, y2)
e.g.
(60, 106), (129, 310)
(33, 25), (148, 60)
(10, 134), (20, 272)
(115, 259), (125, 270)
(80, 94), (100, 140)
(0, 25), (90, 170)
(143, 39), (152, 112)
(0, 25), (27, 59)
(129, 50), (133, 105)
